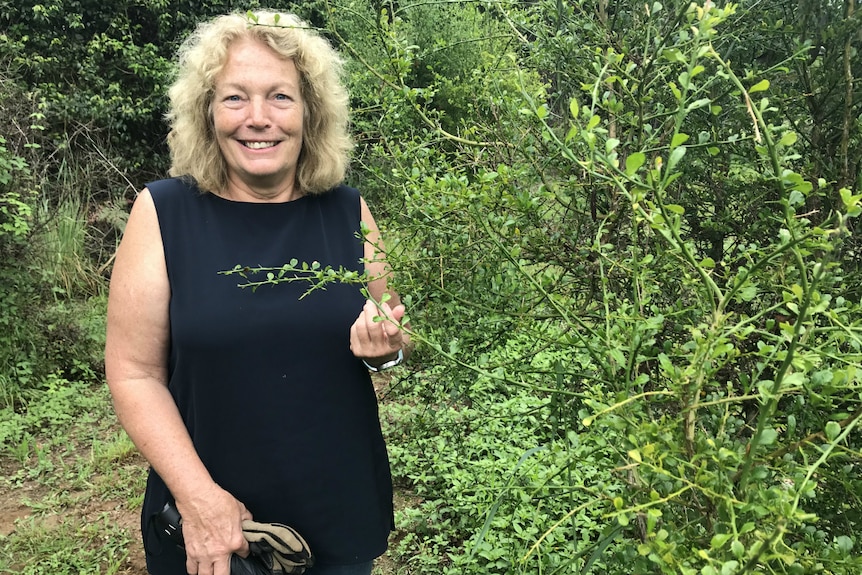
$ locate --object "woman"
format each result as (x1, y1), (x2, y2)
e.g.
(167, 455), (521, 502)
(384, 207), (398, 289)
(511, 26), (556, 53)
(105, 11), (410, 575)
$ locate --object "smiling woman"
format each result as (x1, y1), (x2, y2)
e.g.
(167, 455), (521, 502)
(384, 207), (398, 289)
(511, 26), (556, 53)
(211, 38), (305, 202)
(166, 12), (352, 197)
(104, 10), (411, 575)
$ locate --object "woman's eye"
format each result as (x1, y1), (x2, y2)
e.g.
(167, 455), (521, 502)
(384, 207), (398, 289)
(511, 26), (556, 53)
(274, 93), (291, 101)
(226, 95), (241, 102)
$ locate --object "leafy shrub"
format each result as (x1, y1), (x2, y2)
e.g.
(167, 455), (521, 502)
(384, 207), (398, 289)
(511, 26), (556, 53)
(0, 63), (107, 408)
(0, 374), (104, 454)
(338, 1), (862, 574)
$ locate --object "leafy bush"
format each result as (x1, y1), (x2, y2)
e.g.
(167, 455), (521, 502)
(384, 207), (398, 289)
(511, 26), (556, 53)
(0, 374), (104, 454)
(335, 1), (862, 573)
(0, 65), (107, 408)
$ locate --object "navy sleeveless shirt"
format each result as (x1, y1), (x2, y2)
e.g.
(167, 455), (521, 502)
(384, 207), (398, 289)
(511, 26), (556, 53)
(140, 178), (394, 573)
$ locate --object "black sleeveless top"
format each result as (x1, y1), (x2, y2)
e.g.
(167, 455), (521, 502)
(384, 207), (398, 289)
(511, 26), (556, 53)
(140, 178), (393, 573)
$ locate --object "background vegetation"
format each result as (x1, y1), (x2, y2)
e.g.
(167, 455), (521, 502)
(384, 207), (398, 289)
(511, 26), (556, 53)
(1, 1), (860, 574)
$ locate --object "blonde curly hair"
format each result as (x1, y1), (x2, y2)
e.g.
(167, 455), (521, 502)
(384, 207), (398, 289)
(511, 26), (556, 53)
(166, 11), (352, 195)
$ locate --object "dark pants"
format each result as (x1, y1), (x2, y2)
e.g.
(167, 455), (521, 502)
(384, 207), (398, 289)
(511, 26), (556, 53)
(304, 561), (374, 575)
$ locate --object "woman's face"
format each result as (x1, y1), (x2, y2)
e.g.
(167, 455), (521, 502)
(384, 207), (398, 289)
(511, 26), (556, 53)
(212, 37), (304, 197)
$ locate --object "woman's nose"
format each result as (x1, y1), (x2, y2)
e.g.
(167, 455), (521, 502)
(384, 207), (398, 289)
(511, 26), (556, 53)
(247, 97), (270, 127)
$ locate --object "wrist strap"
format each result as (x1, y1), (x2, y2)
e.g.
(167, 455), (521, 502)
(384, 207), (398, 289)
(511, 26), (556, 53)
(363, 348), (404, 372)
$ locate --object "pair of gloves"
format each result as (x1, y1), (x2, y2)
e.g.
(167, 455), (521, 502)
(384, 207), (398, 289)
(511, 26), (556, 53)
(154, 503), (314, 575)
(233, 520), (314, 575)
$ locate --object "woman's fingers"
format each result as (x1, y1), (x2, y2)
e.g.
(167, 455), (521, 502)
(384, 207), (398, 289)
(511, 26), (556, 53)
(177, 488), (250, 575)
(350, 300), (405, 359)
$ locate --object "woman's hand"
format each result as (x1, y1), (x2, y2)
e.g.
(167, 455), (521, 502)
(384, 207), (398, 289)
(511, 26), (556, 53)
(350, 299), (406, 366)
(176, 485), (252, 575)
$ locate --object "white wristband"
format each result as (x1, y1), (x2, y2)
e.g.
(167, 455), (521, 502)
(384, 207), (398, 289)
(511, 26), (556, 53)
(363, 348), (404, 372)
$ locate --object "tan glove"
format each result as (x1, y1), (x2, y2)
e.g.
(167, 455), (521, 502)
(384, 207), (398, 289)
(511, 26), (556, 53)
(151, 503), (314, 575)
(243, 520), (314, 575)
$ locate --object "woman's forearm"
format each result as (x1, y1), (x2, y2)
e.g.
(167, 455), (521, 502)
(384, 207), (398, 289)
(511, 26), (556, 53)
(109, 376), (216, 503)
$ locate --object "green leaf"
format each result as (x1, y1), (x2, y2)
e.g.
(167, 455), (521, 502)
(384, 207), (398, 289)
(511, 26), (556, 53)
(839, 187), (862, 212)
(536, 104), (548, 120)
(737, 284), (758, 301)
(824, 421), (841, 441)
(662, 48), (687, 63)
(749, 79), (770, 93)
(667, 145), (687, 171)
(569, 98), (579, 119)
(671, 133), (690, 149)
(686, 98), (712, 112)
(789, 283), (803, 299)
(658, 353), (675, 375)
(637, 544), (650, 556)
(583, 525), (625, 573)
(679, 71), (691, 89)
(625, 152), (646, 176)
(666, 204), (685, 214)
(761, 427), (778, 445)
(787, 414), (797, 437)
(783, 372), (805, 387)
(789, 190), (805, 206)
(794, 180), (813, 194)
(835, 535), (854, 553)
(617, 513), (630, 526)
(711, 534), (732, 549)
(781, 169), (809, 192)
(779, 131), (798, 146)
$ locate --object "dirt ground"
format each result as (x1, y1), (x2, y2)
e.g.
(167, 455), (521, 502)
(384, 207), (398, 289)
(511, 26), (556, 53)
(0, 451), (150, 574)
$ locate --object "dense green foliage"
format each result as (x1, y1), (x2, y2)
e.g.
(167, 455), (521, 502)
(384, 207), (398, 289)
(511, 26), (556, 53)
(2, 1), (860, 574)
(331, 1), (862, 573)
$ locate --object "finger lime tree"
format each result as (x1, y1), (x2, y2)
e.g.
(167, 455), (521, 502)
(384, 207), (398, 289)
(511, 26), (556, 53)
(504, 2), (862, 574)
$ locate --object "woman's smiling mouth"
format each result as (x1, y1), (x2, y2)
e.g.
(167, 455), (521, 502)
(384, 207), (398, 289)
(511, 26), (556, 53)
(242, 141), (278, 149)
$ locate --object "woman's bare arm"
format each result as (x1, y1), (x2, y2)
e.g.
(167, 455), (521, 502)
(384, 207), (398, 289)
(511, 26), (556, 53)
(105, 189), (249, 575)
(349, 197), (412, 366)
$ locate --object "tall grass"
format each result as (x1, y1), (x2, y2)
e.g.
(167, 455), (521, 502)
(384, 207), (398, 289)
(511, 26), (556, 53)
(33, 196), (104, 299)
(0, 130), (119, 407)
